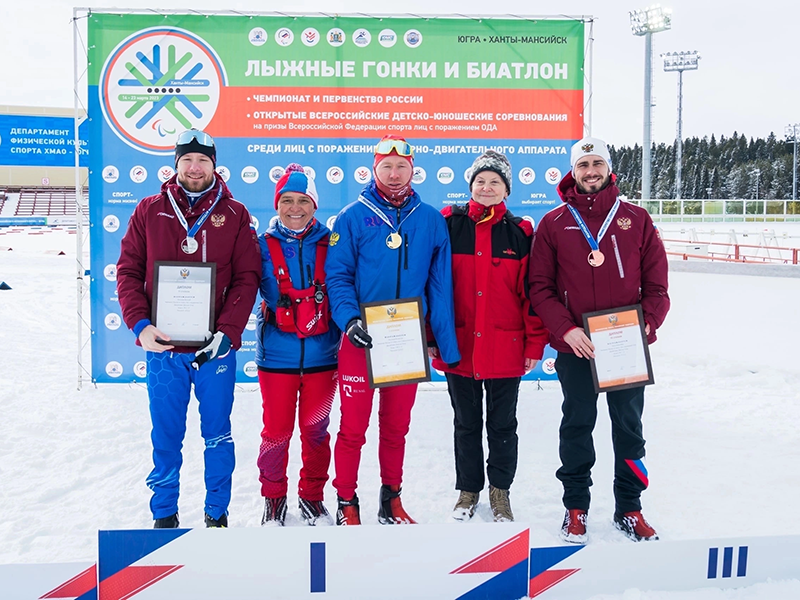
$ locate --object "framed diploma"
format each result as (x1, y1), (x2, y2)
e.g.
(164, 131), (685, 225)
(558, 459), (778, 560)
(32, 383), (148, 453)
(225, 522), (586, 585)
(151, 261), (216, 346)
(582, 304), (654, 394)
(361, 297), (431, 389)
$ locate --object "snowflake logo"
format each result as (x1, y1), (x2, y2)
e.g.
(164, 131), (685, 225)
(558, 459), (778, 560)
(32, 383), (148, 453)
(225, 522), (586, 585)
(100, 27), (227, 155)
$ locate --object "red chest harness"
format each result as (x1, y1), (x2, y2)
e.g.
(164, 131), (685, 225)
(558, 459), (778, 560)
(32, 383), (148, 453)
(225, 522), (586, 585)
(262, 234), (330, 338)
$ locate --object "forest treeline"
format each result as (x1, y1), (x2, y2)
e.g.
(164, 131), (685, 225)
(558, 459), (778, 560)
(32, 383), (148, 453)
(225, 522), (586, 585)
(608, 132), (799, 200)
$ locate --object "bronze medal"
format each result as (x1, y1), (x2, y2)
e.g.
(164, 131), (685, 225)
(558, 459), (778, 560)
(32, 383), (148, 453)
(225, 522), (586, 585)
(588, 250), (605, 267)
(386, 232), (402, 249)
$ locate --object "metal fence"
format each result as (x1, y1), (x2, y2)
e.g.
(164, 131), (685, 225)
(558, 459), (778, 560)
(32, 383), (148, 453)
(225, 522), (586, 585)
(628, 199), (800, 222)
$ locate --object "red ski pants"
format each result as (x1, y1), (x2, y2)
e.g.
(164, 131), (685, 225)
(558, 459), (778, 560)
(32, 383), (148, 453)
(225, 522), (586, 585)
(257, 369), (337, 500)
(332, 339), (418, 500)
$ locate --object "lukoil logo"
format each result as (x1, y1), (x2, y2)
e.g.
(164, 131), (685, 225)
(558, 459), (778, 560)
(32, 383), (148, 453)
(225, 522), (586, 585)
(519, 167), (536, 185)
(353, 28), (371, 47)
(269, 166), (285, 183)
(545, 167), (562, 184)
(404, 29), (423, 47)
(302, 28), (319, 46)
(327, 28), (345, 47)
(104, 313), (122, 330)
(134, 361), (147, 379)
(378, 29), (397, 48)
(327, 166), (344, 184)
(215, 165), (230, 182)
(275, 27), (294, 47)
(105, 361), (123, 378)
(99, 27), (227, 155)
(354, 166), (372, 184)
(412, 166), (426, 184)
(246, 313), (257, 331)
(241, 166), (259, 184)
(437, 167), (454, 184)
(243, 361), (258, 378)
(158, 165), (174, 182)
(249, 27), (267, 46)
(103, 215), (120, 233)
(130, 165), (147, 183)
(102, 165), (119, 183)
(103, 264), (117, 281)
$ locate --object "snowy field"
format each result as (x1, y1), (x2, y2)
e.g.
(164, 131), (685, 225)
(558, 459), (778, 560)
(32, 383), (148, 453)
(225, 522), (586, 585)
(1, 225), (800, 599)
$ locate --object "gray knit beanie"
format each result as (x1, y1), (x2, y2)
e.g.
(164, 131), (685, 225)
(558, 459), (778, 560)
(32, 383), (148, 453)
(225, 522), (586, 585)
(468, 150), (512, 194)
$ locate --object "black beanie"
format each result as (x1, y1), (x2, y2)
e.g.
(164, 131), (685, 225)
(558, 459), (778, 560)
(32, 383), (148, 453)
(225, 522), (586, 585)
(468, 150), (512, 194)
(174, 135), (216, 167)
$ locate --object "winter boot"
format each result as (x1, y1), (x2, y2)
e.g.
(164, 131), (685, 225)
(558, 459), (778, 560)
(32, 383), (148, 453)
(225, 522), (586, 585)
(261, 496), (287, 527)
(154, 513), (179, 529)
(378, 484), (417, 524)
(489, 486), (514, 522)
(560, 509), (588, 544)
(336, 494), (361, 526)
(204, 513), (228, 528)
(614, 510), (659, 541)
(299, 497), (333, 526)
(452, 490), (479, 522)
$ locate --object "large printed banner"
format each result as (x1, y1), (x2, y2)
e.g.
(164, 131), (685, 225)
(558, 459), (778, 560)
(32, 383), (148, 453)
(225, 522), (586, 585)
(0, 115), (89, 167)
(87, 12), (585, 383)
(6, 527), (797, 599)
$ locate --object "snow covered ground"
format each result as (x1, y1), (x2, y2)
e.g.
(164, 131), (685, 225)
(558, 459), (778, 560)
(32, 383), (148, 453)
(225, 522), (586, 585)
(1, 225), (800, 599)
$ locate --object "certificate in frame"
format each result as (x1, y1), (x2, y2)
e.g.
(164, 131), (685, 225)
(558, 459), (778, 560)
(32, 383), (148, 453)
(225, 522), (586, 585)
(582, 304), (654, 393)
(361, 297), (431, 389)
(151, 261), (216, 347)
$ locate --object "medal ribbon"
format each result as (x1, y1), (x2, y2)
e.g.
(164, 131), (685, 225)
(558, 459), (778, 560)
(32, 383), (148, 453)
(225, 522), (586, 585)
(358, 195), (420, 235)
(167, 185), (224, 240)
(566, 198), (620, 252)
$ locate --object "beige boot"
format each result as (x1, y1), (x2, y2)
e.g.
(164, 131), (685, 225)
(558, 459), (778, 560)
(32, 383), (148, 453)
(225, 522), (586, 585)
(489, 486), (514, 522)
(452, 490), (479, 521)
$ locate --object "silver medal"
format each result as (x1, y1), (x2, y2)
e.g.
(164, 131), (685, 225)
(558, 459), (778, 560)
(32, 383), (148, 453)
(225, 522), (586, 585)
(181, 236), (199, 255)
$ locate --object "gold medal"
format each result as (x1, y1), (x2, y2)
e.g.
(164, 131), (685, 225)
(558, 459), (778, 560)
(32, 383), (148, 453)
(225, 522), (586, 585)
(386, 232), (402, 249)
(588, 250), (604, 267)
(181, 236), (199, 255)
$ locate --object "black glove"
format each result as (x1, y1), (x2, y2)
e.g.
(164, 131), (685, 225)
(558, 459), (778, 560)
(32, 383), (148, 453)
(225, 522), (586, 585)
(192, 332), (232, 370)
(346, 318), (373, 349)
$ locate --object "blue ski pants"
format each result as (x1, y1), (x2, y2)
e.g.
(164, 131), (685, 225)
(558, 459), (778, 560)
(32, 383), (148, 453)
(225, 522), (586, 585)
(145, 350), (237, 521)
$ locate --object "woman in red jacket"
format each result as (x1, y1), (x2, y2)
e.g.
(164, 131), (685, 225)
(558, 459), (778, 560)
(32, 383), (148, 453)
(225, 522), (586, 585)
(432, 150), (548, 522)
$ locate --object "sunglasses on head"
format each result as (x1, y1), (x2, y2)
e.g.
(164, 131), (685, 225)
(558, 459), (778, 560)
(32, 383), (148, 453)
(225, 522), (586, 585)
(374, 139), (414, 158)
(176, 129), (215, 148)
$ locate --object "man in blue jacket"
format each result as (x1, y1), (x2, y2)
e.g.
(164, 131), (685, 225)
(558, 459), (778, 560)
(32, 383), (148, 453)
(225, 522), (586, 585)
(326, 135), (460, 526)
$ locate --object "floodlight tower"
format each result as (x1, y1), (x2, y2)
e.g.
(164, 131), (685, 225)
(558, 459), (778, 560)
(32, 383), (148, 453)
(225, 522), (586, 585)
(630, 5), (672, 200)
(662, 51), (700, 199)
(786, 123), (799, 201)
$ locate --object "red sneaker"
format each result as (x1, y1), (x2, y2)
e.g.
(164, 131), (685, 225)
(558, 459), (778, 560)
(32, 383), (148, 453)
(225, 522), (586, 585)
(336, 494), (361, 526)
(378, 485), (417, 524)
(560, 509), (588, 544)
(614, 510), (659, 541)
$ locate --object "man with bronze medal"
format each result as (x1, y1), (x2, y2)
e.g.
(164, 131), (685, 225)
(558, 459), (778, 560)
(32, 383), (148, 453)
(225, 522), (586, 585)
(117, 130), (261, 529)
(325, 135), (460, 526)
(529, 137), (670, 544)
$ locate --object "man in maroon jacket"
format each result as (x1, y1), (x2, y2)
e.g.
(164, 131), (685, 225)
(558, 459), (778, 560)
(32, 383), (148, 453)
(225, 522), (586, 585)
(117, 129), (261, 529)
(529, 137), (669, 544)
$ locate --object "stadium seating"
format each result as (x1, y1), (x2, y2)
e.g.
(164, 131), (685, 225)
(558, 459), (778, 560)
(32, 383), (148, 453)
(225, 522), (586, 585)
(12, 188), (87, 216)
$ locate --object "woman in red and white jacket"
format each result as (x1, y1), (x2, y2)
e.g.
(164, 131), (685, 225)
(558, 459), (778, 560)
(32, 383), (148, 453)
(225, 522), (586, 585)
(432, 150), (548, 523)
